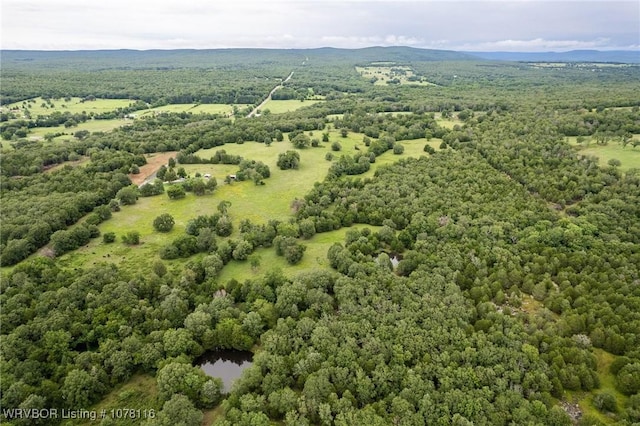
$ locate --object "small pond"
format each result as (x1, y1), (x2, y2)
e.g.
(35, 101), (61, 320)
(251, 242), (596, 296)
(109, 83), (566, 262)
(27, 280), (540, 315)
(196, 350), (253, 393)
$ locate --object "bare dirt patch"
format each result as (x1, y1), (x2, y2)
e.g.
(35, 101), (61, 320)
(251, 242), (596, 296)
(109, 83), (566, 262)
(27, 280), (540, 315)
(43, 157), (90, 174)
(129, 151), (178, 186)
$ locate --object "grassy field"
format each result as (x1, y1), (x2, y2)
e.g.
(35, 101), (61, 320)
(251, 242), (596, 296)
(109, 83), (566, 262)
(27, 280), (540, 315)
(47, 127), (432, 277)
(433, 112), (463, 129)
(3, 97), (135, 117)
(260, 99), (322, 114)
(3, 99), (248, 142)
(217, 224), (380, 284)
(28, 118), (130, 142)
(43, 156), (91, 173)
(3, 98), (244, 120)
(356, 65), (435, 86)
(136, 103), (245, 118)
(569, 135), (640, 172)
(360, 137), (441, 179)
(564, 349), (629, 424)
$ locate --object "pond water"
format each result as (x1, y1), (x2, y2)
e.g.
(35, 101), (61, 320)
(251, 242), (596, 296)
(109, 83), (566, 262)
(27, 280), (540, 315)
(196, 350), (253, 393)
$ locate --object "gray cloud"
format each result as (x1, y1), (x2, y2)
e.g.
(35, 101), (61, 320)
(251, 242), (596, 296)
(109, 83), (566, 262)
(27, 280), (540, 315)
(1, 0), (638, 51)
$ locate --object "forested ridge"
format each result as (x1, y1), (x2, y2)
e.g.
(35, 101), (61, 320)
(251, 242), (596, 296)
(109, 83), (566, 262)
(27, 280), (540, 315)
(1, 48), (639, 425)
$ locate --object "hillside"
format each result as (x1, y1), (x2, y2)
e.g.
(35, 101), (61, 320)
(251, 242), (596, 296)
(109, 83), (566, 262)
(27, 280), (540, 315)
(466, 49), (640, 63)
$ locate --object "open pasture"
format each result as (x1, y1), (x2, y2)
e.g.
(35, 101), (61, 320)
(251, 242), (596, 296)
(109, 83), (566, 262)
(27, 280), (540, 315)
(356, 65), (434, 86)
(28, 118), (130, 142)
(260, 99), (323, 114)
(569, 135), (640, 172)
(217, 224), (380, 284)
(3, 97), (136, 117)
(54, 128), (431, 274)
(136, 103), (243, 118)
(360, 137), (442, 179)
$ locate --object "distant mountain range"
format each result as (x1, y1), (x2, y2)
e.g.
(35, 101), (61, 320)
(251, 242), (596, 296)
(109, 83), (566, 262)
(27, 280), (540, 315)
(2, 47), (639, 67)
(465, 50), (640, 63)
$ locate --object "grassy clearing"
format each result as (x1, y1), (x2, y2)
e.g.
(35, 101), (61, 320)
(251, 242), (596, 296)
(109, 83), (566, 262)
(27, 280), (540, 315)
(356, 66), (435, 86)
(217, 224), (380, 284)
(43, 156), (91, 173)
(569, 135), (640, 171)
(136, 104), (243, 118)
(54, 191), (214, 272)
(3, 97), (135, 117)
(43, 128), (435, 274)
(28, 118), (130, 142)
(361, 138), (442, 179)
(4, 99), (246, 142)
(434, 113), (462, 129)
(519, 295), (545, 315)
(260, 99), (322, 114)
(62, 374), (160, 426)
(564, 348), (628, 424)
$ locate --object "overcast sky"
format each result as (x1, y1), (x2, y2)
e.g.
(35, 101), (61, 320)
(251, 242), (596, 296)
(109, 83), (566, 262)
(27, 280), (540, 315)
(2, 0), (638, 52)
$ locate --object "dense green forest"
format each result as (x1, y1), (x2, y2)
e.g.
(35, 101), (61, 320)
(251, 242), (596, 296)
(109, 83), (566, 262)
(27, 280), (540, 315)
(1, 47), (639, 425)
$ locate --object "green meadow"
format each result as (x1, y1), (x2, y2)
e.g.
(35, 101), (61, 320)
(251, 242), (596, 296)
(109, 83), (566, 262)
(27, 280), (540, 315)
(136, 103), (244, 117)
(3, 99), (249, 142)
(217, 224), (381, 284)
(569, 135), (640, 172)
(356, 65), (435, 86)
(4, 97), (135, 117)
(29, 118), (130, 142)
(52, 128), (432, 280)
(434, 112), (462, 129)
(260, 98), (323, 114)
(564, 348), (629, 425)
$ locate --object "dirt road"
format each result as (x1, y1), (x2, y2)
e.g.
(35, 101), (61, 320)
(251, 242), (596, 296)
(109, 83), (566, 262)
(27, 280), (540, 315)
(246, 71), (295, 117)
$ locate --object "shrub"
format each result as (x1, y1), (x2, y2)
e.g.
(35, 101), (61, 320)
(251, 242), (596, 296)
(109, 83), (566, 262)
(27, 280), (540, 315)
(167, 185), (186, 200)
(277, 150), (300, 170)
(291, 133), (311, 149)
(116, 185), (139, 205)
(122, 231), (140, 245)
(593, 392), (617, 413)
(153, 213), (175, 233)
(273, 236), (306, 265)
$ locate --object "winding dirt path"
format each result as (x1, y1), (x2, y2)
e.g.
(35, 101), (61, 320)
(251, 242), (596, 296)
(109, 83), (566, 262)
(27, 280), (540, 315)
(246, 71), (295, 117)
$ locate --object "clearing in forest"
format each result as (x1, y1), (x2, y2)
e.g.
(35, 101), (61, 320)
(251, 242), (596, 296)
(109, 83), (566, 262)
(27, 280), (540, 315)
(53, 130), (438, 273)
(259, 99), (323, 114)
(569, 135), (640, 172)
(356, 65), (435, 86)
